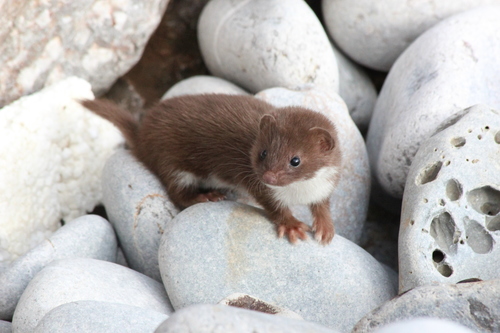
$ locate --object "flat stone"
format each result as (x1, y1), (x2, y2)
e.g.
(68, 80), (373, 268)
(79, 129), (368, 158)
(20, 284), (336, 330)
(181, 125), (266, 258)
(218, 293), (302, 320)
(12, 258), (173, 332)
(366, 6), (500, 199)
(154, 304), (338, 333)
(372, 318), (475, 333)
(352, 280), (500, 333)
(322, 0), (499, 71)
(158, 201), (397, 332)
(256, 87), (370, 244)
(399, 105), (500, 292)
(0, 215), (117, 320)
(33, 301), (168, 333)
(198, 0), (339, 93)
(101, 149), (179, 282)
(161, 75), (249, 100)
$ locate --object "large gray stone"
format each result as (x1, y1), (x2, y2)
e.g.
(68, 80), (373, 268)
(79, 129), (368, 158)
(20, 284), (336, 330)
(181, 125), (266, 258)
(161, 75), (249, 100)
(101, 149), (179, 282)
(366, 6), (500, 199)
(0, 215), (117, 320)
(399, 105), (500, 292)
(372, 318), (475, 333)
(12, 258), (173, 332)
(0, 321), (11, 333)
(34, 301), (168, 333)
(158, 201), (397, 332)
(198, 0), (339, 93)
(155, 304), (338, 333)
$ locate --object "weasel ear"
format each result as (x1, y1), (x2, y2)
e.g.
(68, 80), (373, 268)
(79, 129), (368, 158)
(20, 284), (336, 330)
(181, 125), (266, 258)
(259, 114), (277, 132)
(309, 127), (335, 152)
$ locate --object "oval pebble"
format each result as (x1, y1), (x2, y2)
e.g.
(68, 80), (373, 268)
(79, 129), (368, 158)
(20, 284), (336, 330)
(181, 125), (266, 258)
(161, 75), (249, 100)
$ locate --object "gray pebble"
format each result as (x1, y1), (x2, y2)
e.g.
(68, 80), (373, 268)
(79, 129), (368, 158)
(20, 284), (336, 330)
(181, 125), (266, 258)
(372, 318), (475, 333)
(161, 75), (249, 100)
(0, 321), (11, 333)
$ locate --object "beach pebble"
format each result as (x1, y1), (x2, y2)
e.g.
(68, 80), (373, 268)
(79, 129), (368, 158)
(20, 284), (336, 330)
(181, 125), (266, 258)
(0, 215), (117, 320)
(33, 301), (168, 333)
(12, 258), (173, 332)
(101, 149), (179, 282)
(352, 280), (500, 333)
(161, 75), (249, 100)
(0, 321), (11, 333)
(366, 6), (500, 199)
(372, 318), (475, 333)
(399, 105), (500, 292)
(155, 304), (338, 333)
(198, 0), (339, 93)
(218, 293), (302, 320)
(158, 201), (396, 332)
(256, 87), (370, 244)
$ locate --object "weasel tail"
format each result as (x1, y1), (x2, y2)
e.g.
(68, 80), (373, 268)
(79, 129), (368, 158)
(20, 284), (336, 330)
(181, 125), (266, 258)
(81, 99), (139, 148)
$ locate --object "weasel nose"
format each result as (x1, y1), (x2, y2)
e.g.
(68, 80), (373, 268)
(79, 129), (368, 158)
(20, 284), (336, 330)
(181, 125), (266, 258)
(262, 171), (278, 185)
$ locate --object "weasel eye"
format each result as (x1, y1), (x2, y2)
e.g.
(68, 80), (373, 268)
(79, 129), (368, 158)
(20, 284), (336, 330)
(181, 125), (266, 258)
(290, 156), (300, 167)
(260, 150), (267, 160)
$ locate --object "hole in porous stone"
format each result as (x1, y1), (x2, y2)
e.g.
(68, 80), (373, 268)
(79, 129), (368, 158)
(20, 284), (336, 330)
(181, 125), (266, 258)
(487, 215), (500, 232)
(446, 179), (462, 201)
(439, 199), (445, 206)
(430, 212), (458, 254)
(478, 134), (483, 140)
(432, 249), (445, 263)
(467, 186), (500, 216)
(416, 161), (443, 185)
(451, 137), (466, 147)
(437, 263), (453, 277)
(458, 278), (483, 284)
(495, 131), (500, 144)
(464, 218), (494, 254)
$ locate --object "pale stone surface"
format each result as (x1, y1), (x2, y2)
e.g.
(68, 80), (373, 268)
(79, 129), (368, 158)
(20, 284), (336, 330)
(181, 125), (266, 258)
(256, 87), (370, 244)
(155, 304), (338, 333)
(322, 0), (500, 71)
(198, 0), (339, 94)
(161, 75), (249, 100)
(101, 149), (179, 282)
(0, 321), (11, 333)
(0, 215), (117, 320)
(158, 201), (397, 332)
(399, 105), (500, 292)
(0, 77), (123, 265)
(0, 0), (170, 107)
(365, 6), (500, 199)
(12, 258), (173, 332)
(372, 318), (475, 333)
(218, 293), (302, 320)
(352, 280), (500, 333)
(33, 301), (168, 333)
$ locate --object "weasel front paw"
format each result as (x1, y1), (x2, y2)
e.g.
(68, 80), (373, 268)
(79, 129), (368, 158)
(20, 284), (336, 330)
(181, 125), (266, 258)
(312, 219), (335, 245)
(277, 220), (310, 244)
(195, 191), (226, 203)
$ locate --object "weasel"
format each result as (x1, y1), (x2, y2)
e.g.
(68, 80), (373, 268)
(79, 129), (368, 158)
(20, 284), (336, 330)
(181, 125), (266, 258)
(82, 94), (342, 244)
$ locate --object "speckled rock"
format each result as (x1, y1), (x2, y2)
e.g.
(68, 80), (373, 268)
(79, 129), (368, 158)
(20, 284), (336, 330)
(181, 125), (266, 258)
(33, 301), (168, 333)
(352, 280), (500, 333)
(161, 75), (249, 100)
(372, 318), (475, 333)
(101, 149), (179, 282)
(0, 215), (117, 320)
(256, 87), (370, 244)
(12, 258), (173, 332)
(322, 0), (500, 71)
(198, 0), (339, 93)
(158, 201), (397, 332)
(366, 6), (500, 199)
(399, 105), (500, 292)
(155, 304), (339, 333)
(218, 293), (302, 320)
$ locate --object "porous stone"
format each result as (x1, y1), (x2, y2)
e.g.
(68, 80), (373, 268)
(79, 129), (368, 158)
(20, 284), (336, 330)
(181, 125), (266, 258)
(352, 280), (500, 333)
(12, 258), (173, 332)
(155, 304), (339, 333)
(198, 0), (339, 93)
(372, 318), (475, 333)
(158, 201), (397, 332)
(322, 0), (500, 71)
(161, 75), (249, 100)
(0, 0), (170, 106)
(101, 149), (179, 282)
(399, 105), (500, 292)
(256, 87), (370, 244)
(33, 301), (168, 333)
(218, 293), (302, 320)
(0, 77), (123, 265)
(366, 6), (500, 199)
(0, 215), (117, 320)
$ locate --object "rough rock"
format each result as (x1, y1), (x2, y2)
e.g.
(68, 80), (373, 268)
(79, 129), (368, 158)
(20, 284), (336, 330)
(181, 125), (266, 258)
(12, 258), (173, 332)
(198, 0), (339, 93)
(365, 6), (500, 199)
(161, 75), (249, 100)
(0, 0), (170, 106)
(33, 301), (168, 333)
(256, 87), (370, 244)
(0, 215), (117, 320)
(0, 77), (123, 265)
(372, 318), (475, 333)
(101, 149), (179, 282)
(218, 293), (302, 320)
(399, 105), (500, 292)
(158, 201), (397, 332)
(155, 304), (339, 333)
(322, 0), (500, 71)
(352, 280), (500, 333)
